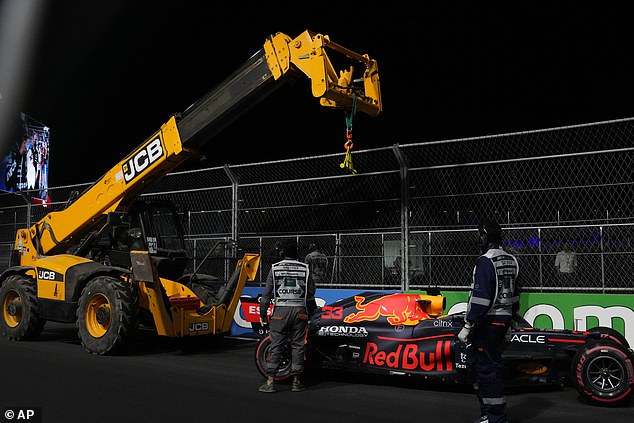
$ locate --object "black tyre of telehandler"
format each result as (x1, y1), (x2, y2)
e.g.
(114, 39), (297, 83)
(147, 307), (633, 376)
(0, 274), (46, 340)
(76, 276), (137, 355)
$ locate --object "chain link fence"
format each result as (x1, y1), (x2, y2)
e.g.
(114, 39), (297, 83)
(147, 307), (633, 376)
(1, 118), (633, 293)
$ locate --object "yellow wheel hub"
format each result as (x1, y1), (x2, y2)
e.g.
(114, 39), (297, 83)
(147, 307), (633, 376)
(2, 290), (21, 328)
(85, 293), (111, 338)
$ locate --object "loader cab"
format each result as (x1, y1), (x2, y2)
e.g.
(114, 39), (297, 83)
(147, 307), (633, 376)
(106, 224), (134, 268)
(130, 199), (189, 281)
(106, 200), (189, 280)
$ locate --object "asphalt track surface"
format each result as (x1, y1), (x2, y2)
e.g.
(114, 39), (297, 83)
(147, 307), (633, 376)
(1, 322), (632, 423)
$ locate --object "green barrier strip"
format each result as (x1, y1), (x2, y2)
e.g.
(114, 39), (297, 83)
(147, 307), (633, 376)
(433, 291), (633, 346)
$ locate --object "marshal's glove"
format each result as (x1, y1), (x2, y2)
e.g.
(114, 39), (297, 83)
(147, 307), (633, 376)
(259, 298), (270, 333)
(259, 314), (270, 335)
(307, 297), (318, 316)
(458, 322), (473, 343)
(259, 312), (268, 326)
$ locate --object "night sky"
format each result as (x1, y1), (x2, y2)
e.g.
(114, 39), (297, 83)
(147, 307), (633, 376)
(6, 2), (634, 187)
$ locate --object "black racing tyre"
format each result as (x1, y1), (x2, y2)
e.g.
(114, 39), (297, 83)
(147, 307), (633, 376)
(0, 275), (45, 340)
(255, 334), (292, 381)
(76, 276), (137, 355)
(573, 342), (634, 406)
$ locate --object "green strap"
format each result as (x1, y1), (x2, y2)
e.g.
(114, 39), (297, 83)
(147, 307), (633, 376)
(344, 95), (357, 131)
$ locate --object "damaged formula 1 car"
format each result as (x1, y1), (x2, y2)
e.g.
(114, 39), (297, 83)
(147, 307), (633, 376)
(243, 291), (634, 406)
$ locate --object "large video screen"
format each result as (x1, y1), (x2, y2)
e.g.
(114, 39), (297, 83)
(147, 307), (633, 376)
(0, 113), (50, 203)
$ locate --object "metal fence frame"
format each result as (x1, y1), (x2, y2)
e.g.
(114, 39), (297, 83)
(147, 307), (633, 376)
(1, 118), (633, 294)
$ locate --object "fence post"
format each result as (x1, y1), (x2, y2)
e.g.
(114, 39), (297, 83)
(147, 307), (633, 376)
(600, 226), (605, 293)
(224, 165), (240, 258)
(335, 233), (342, 286)
(538, 227), (543, 292)
(392, 144), (410, 291)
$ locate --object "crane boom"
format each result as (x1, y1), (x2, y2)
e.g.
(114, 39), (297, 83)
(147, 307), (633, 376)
(14, 30), (382, 260)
